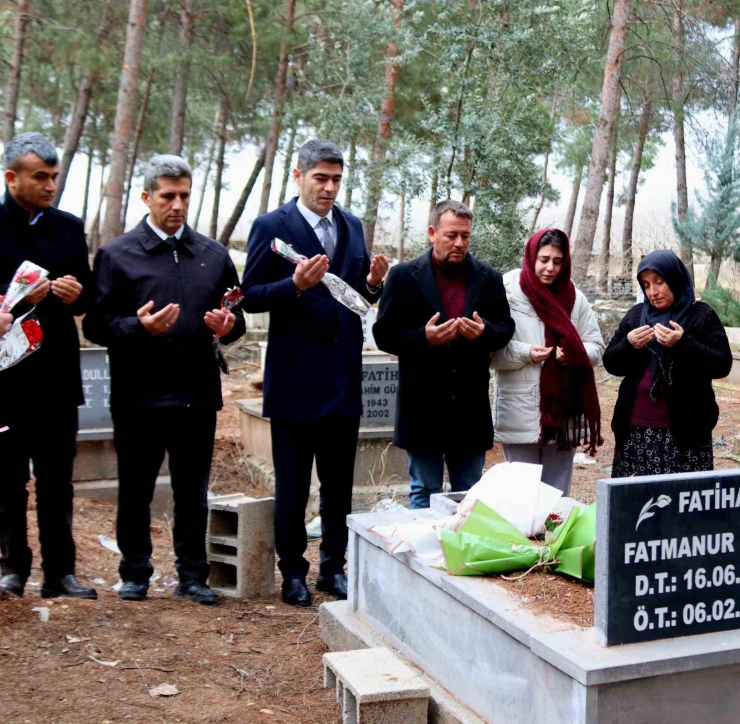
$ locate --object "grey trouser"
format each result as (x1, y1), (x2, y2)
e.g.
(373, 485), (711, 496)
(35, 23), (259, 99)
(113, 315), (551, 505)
(502, 443), (576, 495)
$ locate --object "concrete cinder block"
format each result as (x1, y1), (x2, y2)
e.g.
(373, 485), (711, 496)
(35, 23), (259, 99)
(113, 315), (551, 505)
(207, 494), (275, 599)
(320, 600), (485, 724)
(323, 647), (429, 724)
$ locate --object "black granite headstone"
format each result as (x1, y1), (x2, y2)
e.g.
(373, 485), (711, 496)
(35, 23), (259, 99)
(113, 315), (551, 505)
(596, 470), (740, 646)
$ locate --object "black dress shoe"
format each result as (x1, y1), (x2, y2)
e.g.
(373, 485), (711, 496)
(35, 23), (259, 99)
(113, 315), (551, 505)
(0, 574), (25, 598)
(41, 575), (97, 600)
(118, 581), (148, 601)
(316, 572), (348, 600)
(173, 581), (219, 606)
(281, 578), (312, 607)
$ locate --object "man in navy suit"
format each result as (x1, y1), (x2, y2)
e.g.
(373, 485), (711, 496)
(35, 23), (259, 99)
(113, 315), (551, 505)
(241, 140), (388, 606)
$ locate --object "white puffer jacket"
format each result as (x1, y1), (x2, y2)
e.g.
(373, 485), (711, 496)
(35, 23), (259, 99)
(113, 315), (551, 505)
(491, 269), (604, 445)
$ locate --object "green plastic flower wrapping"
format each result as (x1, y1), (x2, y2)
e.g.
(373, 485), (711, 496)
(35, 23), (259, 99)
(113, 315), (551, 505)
(439, 499), (596, 583)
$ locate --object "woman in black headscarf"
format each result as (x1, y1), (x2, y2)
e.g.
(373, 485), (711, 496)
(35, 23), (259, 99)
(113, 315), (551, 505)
(603, 250), (732, 477)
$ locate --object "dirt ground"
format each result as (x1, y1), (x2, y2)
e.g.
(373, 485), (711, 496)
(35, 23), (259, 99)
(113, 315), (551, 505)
(2, 361), (740, 723)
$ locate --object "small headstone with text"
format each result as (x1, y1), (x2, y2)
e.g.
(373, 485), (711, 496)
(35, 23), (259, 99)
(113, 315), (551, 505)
(596, 470), (740, 646)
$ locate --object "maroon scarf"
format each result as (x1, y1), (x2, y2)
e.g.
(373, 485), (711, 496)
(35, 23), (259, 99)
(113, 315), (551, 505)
(519, 229), (602, 454)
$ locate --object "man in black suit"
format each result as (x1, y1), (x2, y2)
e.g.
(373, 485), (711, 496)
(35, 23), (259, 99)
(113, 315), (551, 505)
(373, 199), (515, 508)
(84, 154), (245, 605)
(241, 139), (388, 606)
(0, 132), (97, 600)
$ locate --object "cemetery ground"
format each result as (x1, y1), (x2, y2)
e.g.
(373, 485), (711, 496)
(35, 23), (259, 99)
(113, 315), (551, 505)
(2, 371), (740, 723)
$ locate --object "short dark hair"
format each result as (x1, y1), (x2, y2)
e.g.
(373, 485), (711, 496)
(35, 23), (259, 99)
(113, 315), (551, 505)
(296, 139), (344, 173)
(537, 229), (568, 252)
(430, 199), (473, 230)
(5, 132), (58, 171)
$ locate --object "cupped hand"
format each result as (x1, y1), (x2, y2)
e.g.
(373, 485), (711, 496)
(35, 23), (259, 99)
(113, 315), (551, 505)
(459, 311), (485, 340)
(137, 301), (180, 335)
(425, 312), (459, 346)
(205, 308), (235, 337)
(627, 325), (655, 350)
(51, 275), (83, 305)
(654, 321), (683, 348)
(367, 254), (389, 288)
(293, 254), (329, 291)
(25, 278), (51, 306)
(530, 345), (553, 363)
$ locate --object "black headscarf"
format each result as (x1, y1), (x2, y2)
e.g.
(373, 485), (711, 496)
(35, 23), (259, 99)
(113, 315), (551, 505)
(637, 250), (695, 389)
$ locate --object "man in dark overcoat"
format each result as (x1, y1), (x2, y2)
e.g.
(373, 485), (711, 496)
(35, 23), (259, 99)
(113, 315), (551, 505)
(241, 139), (389, 606)
(373, 199), (515, 508)
(84, 154), (245, 605)
(0, 132), (97, 599)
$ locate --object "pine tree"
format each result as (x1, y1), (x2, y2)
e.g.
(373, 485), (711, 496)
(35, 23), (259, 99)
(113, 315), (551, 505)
(673, 113), (740, 288)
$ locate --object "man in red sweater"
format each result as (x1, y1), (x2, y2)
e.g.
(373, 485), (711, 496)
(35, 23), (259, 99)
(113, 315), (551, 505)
(373, 200), (514, 508)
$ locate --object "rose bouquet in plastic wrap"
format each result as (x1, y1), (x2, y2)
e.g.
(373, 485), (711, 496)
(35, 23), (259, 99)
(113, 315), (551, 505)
(0, 261), (49, 314)
(213, 286), (244, 374)
(0, 261), (49, 371)
(271, 238), (370, 317)
(369, 462), (596, 584)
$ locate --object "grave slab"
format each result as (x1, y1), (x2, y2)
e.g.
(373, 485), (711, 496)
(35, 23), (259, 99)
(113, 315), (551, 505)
(331, 507), (740, 724)
(237, 397), (407, 498)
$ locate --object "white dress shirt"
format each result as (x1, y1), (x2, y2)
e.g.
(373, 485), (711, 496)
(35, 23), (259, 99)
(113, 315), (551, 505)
(146, 215), (185, 241)
(296, 198), (337, 250)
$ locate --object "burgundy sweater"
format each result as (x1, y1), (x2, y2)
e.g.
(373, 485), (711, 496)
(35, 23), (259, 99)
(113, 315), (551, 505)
(630, 364), (671, 428)
(431, 253), (467, 319)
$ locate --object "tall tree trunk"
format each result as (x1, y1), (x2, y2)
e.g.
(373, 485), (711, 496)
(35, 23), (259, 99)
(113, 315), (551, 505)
(169, 0), (194, 155)
(530, 93), (560, 233)
(88, 144), (109, 253)
(530, 150), (551, 234)
(731, 19), (740, 117)
(708, 253), (722, 288)
(362, 0), (403, 251)
(81, 148), (94, 229)
(258, 0), (296, 214)
(621, 100), (653, 277)
(672, 0), (694, 281)
(598, 102), (620, 294)
(571, 0), (630, 282)
(54, 3), (113, 206)
(209, 96), (228, 239)
(218, 146), (267, 246)
(101, 0), (148, 244)
(563, 165), (583, 237)
(193, 106), (221, 231)
(54, 72), (95, 207)
(398, 187), (406, 263)
(344, 139), (356, 210)
(4, 0), (31, 143)
(122, 66), (155, 226)
(277, 121), (297, 207)
(429, 167), (439, 223)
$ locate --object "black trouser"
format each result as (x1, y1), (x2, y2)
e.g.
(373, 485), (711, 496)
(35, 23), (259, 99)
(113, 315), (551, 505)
(113, 407), (217, 585)
(270, 416), (360, 580)
(0, 404), (79, 581)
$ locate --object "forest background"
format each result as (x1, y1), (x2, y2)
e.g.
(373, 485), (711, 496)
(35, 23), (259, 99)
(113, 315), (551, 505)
(4, 0), (740, 294)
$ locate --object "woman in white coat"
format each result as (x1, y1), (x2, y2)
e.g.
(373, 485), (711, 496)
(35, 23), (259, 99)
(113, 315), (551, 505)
(491, 229), (604, 494)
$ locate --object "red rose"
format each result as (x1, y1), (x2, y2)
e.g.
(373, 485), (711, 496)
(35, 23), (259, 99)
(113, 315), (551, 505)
(221, 287), (244, 310)
(21, 318), (43, 349)
(18, 269), (40, 286)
